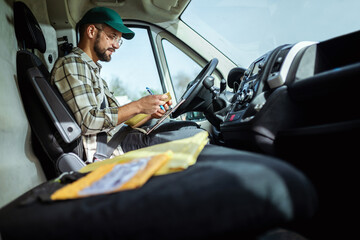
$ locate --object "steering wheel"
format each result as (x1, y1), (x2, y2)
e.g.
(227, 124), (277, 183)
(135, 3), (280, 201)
(172, 58), (218, 118)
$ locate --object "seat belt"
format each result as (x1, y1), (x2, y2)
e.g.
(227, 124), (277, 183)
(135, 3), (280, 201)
(93, 97), (108, 161)
(105, 125), (132, 157)
(93, 96), (132, 161)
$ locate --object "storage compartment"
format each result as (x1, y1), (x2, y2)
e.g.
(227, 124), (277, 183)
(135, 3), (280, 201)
(315, 30), (360, 73)
(287, 30), (360, 127)
(295, 30), (360, 81)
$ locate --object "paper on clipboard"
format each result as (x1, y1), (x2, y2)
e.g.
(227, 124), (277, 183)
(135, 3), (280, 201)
(145, 98), (186, 135)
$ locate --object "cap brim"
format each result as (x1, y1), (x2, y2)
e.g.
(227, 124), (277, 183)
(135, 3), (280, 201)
(107, 22), (135, 40)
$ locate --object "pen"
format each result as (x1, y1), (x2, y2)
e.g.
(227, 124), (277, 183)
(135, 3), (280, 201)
(146, 87), (165, 111)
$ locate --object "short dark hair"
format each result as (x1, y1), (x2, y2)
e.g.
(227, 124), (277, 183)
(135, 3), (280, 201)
(78, 23), (104, 39)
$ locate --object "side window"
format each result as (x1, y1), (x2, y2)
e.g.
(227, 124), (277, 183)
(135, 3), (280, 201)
(162, 40), (201, 100)
(101, 28), (163, 105)
(162, 40), (205, 121)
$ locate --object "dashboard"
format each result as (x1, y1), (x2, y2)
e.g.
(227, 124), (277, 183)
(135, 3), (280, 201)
(217, 28), (360, 156)
(219, 41), (318, 153)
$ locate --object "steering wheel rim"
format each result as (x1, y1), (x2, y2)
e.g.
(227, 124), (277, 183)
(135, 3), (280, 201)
(172, 58), (218, 118)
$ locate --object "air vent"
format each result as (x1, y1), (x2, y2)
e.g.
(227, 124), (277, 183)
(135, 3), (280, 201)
(270, 47), (290, 74)
(267, 41), (316, 89)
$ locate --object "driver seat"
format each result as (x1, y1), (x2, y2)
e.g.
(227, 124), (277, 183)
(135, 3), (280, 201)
(14, 1), (86, 178)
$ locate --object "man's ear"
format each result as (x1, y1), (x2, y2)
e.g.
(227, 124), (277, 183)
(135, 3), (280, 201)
(86, 24), (98, 39)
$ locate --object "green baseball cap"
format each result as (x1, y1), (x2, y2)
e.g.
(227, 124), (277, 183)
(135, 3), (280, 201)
(78, 7), (135, 40)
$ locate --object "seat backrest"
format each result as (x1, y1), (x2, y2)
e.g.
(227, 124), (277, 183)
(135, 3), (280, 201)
(14, 1), (85, 178)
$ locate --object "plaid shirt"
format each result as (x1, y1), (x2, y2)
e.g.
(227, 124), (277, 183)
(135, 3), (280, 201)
(51, 47), (124, 162)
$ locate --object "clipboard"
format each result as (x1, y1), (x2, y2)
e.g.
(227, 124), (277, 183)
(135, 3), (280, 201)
(145, 98), (186, 135)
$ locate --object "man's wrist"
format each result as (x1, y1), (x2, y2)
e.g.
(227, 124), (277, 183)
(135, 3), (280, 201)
(116, 101), (142, 125)
(131, 100), (142, 115)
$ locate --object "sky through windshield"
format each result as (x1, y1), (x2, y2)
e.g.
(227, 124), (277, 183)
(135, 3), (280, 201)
(182, 0), (360, 68)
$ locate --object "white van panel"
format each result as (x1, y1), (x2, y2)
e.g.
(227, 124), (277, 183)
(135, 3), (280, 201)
(0, 0), (46, 209)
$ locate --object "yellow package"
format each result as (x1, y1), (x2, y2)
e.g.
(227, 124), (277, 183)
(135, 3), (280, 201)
(80, 131), (209, 176)
(125, 113), (149, 128)
(51, 151), (172, 200)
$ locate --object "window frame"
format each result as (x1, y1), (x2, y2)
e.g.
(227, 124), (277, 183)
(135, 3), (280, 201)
(123, 24), (167, 95)
(124, 21), (224, 105)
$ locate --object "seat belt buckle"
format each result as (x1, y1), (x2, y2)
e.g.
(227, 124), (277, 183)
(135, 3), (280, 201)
(92, 153), (108, 162)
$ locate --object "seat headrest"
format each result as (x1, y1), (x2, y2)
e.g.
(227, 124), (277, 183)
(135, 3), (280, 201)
(14, 1), (46, 53)
(227, 67), (246, 90)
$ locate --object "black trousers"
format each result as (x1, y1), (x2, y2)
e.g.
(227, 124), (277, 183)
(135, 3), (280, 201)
(120, 121), (205, 152)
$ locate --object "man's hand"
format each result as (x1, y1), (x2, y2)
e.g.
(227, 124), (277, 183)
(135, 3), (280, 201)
(136, 94), (171, 115)
(116, 94), (172, 125)
(151, 98), (173, 119)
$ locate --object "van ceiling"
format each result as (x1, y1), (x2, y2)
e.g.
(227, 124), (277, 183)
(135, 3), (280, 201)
(46, 0), (190, 30)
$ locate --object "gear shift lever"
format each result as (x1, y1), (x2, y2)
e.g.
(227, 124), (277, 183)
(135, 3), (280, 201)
(203, 76), (228, 111)
(220, 79), (226, 93)
(203, 76), (216, 95)
(202, 76), (231, 128)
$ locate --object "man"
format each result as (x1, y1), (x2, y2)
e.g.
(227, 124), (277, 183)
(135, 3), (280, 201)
(51, 7), (199, 162)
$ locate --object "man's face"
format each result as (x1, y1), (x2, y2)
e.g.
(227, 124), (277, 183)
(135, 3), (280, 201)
(93, 25), (122, 62)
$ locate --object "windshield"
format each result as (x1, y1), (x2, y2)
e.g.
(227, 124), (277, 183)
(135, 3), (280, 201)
(182, 0), (360, 68)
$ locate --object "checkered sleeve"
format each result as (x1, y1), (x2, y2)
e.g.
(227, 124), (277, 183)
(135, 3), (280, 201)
(52, 57), (118, 135)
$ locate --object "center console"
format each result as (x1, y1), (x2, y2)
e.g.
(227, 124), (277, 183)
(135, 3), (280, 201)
(219, 41), (317, 153)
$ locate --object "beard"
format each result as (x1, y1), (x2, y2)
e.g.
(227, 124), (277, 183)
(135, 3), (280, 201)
(94, 32), (113, 62)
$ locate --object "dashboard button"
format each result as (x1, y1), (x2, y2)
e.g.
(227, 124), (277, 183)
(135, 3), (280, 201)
(227, 113), (241, 122)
